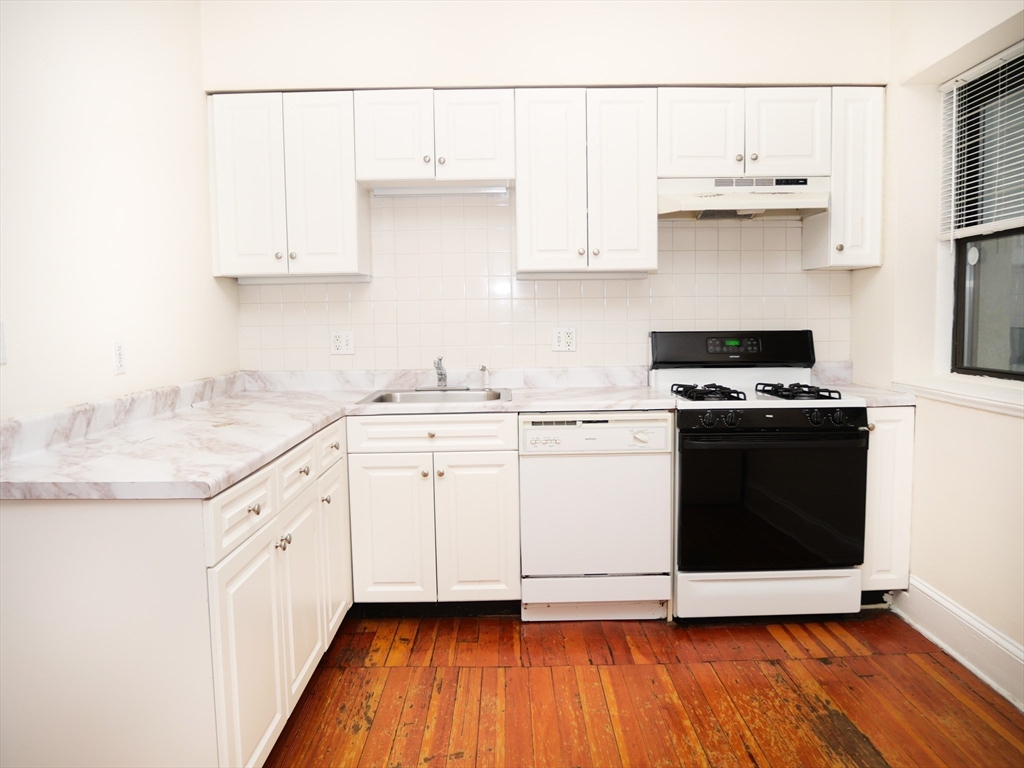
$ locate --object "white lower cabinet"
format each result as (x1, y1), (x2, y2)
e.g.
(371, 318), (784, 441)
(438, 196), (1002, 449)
(347, 414), (520, 604)
(861, 406), (915, 591)
(319, 458), (353, 638)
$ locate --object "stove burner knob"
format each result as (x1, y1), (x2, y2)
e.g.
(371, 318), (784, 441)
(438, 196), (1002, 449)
(808, 409), (823, 426)
(700, 411), (715, 428)
(725, 411), (738, 427)
(832, 409), (846, 426)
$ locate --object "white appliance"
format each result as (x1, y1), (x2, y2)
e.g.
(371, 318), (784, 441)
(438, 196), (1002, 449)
(657, 176), (830, 219)
(649, 330), (870, 620)
(518, 411), (674, 621)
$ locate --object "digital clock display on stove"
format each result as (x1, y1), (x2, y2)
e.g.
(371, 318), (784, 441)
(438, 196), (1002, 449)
(706, 336), (761, 354)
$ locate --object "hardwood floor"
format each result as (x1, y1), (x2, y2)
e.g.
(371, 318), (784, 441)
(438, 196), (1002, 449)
(266, 611), (1024, 767)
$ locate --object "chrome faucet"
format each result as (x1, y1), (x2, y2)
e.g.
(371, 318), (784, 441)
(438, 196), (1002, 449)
(434, 356), (447, 388)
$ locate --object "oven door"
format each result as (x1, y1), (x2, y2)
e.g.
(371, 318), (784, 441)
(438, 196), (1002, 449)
(678, 432), (868, 572)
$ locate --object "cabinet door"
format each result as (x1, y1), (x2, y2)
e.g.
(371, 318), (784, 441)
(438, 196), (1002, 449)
(434, 89), (515, 180)
(514, 89), (589, 272)
(209, 93), (288, 276)
(657, 87), (745, 177)
(319, 458), (353, 640)
(861, 407), (914, 591)
(283, 92), (362, 275)
(587, 88), (658, 272)
(348, 453), (437, 601)
(829, 87), (884, 268)
(208, 522), (286, 768)
(434, 451), (521, 601)
(745, 88), (831, 177)
(278, 486), (325, 712)
(354, 89), (435, 180)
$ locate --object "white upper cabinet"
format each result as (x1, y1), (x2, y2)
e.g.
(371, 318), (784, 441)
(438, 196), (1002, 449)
(745, 88), (831, 177)
(515, 87), (657, 274)
(658, 88), (745, 177)
(210, 93), (288, 276)
(354, 88), (514, 181)
(657, 87), (831, 178)
(210, 91), (370, 278)
(802, 87), (884, 270)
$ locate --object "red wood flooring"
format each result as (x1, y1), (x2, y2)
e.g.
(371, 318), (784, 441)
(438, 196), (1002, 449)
(266, 611), (1024, 767)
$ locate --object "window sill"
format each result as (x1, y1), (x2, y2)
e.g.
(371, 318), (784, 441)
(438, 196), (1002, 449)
(893, 373), (1023, 418)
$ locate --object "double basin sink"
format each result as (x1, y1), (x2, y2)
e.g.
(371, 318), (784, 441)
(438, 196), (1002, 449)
(359, 387), (512, 404)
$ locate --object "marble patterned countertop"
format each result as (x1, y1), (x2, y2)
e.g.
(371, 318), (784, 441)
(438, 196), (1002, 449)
(0, 367), (912, 501)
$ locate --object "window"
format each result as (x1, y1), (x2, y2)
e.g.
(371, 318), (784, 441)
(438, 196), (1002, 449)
(942, 44), (1024, 381)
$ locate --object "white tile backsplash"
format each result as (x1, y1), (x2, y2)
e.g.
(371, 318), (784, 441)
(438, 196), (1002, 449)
(238, 195), (853, 370)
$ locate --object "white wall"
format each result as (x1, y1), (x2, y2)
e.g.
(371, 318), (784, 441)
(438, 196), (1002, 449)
(199, 0), (890, 91)
(0, 0), (238, 420)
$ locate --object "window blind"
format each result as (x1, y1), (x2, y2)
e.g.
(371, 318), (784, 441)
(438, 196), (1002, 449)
(940, 44), (1024, 240)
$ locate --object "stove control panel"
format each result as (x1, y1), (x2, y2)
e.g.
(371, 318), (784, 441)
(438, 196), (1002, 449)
(706, 336), (761, 355)
(678, 408), (868, 431)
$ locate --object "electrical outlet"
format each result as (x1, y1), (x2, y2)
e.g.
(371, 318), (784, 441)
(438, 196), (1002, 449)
(331, 330), (354, 355)
(552, 327), (577, 352)
(113, 342), (126, 375)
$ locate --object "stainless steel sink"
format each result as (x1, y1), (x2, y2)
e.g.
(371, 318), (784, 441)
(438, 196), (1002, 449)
(359, 388), (511, 404)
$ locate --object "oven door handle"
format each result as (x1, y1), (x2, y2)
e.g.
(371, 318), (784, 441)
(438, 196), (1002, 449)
(680, 436), (868, 451)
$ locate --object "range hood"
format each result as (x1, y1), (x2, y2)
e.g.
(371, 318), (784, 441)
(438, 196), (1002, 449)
(658, 177), (830, 220)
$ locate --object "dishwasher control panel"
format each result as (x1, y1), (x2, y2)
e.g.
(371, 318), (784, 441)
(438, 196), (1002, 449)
(519, 412), (673, 454)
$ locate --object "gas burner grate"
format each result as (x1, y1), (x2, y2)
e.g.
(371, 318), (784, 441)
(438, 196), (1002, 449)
(672, 383), (747, 401)
(755, 382), (843, 400)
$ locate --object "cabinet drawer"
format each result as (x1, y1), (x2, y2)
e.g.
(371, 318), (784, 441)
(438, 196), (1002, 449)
(278, 436), (320, 508)
(317, 420), (346, 471)
(347, 414), (518, 453)
(204, 464), (278, 567)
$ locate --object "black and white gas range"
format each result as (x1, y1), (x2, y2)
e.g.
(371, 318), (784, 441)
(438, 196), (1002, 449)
(649, 330), (870, 619)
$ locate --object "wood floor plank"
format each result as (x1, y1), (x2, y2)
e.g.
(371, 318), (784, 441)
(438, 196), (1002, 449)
(618, 666), (687, 767)
(712, 659), (835, 767)
(418, 666), (460, 768)
(386, 666), (436, 768)
(539, 622), (569, 667)
(869, 653), (1023, 766)
(497, 618), (522, 667)
(528, 667), (565, 767)
(431, 618), (460, 667)
(385, 617), (421, 667)
(320, 667), (389, 768)
(265, 668), (344, 767)
(521, 622), (546, 667)
(575, 666), (623, 768)
(454, 617), (480, 666)
(640, 621), (682, 664)
(477, 667), (506, 768)
(504, 667), (535, 768)
(447, 667), (482, 768)
(783, 622), (830, 658)
(601, 621), (636, 665)
(600, 665), (652, 767)
(687, 663), (771, 768)
(848, 613), (941, 656)
(805, 622), (852, 657)
(408, 617), (440, 667)
(621, 621), (658, 665)
(743, 624), (792, 660)
(759, 658), (889, 768)
(686, 625), (726, 663)
(766, 623), (810, 659)
(327, 631), (375, 667)
(664, 663), (761, 768)
(721, 625), (769, 662)
(581, 620), (614, 665)
(356, 667), (410, 767)
(824, 620), (873, 656)
(927, 652), (1024, 737)
(477, 617), (501, 667)
(788, 657), (937, 768)
(663, 623), (704, 663)
(364, 618), (400, 668)
(561, 621), (592, 666)
(551, 666), (592, 768)
(631, 665), (711, 767)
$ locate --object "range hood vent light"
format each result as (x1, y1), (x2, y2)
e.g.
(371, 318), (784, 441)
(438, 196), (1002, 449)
(657, 177), (831, 220)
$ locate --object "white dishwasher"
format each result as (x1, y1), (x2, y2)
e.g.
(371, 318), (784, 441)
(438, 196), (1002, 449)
(518, 411), (674, 621)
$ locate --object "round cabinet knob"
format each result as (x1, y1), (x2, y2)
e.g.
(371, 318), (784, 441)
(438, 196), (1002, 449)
(275, 538), (288, 551)
(867, 423), (876, 432)
(836, 244), (845, 252)
(725, 411), (738, 427)
(592, 248), (600, 256)
(578, 248), (586, 256)
(700, 411), (715, 428)
(274, 252), (283, 260)
(423, 155), (431, 163)
(247, 503), (261, 515)
(322, 495), (331, 504)
(831, 409), (845, 426)
(735, 154), (744, 162)
(437, 469), (445, 478)
(750, 153), (759, 161)
(330, 441), (340, 450)
(427, 431), (436, 439)
(421, 470), (429, 478)
(808, 409), (823, 426)
(438, 157), (446, 165)
(299, 466), (310, 476)
(289, 252), (297, 260)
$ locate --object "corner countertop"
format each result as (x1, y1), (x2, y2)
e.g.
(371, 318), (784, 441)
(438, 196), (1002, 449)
(0, 386), (677, 501)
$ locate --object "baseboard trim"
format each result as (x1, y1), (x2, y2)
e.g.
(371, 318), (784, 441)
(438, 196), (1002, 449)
(891, 576), (1023, 709)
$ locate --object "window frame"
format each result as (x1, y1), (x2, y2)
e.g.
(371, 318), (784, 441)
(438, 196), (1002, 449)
(951, 226), (1024, 381)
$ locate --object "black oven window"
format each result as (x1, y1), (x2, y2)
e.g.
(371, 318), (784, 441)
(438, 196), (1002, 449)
(953, 227), (1024, 380)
